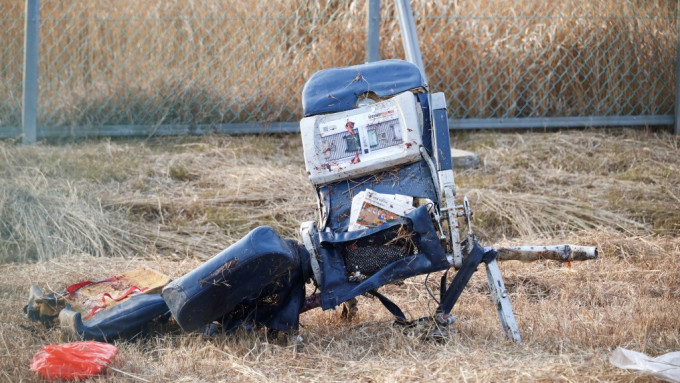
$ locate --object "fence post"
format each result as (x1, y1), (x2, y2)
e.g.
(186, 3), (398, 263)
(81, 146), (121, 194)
(22, 0), (40, 145)
(367, 0), (380, 63)
(676, 1), (680, 135)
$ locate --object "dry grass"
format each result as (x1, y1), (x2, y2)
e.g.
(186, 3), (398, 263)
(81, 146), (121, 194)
(0, 144), (147, 263)
(0, 0), (676, 128)
(0, 129), (679, 382)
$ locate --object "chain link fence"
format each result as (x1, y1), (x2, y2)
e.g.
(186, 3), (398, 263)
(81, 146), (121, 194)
(394, 0), (676, 127)
(0, 0), (677, 138)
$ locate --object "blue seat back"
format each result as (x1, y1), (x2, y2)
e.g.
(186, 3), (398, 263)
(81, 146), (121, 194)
(301, 60), (450, 309)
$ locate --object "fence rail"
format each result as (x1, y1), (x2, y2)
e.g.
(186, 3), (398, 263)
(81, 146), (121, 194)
(1, 0), (677, 141)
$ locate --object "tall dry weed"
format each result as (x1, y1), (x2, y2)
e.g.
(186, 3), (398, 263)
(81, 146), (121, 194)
(0, 0), (675, 130)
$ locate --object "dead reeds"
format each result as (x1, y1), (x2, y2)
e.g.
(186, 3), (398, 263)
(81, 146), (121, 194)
(0, 0), (675, 129)
(0, 181), (125, 263)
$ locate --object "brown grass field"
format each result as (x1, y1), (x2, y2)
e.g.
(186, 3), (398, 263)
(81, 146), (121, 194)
(0, 128), (679, 382)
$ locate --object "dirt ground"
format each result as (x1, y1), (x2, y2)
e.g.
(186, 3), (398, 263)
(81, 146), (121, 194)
(1, 129), (678, 382)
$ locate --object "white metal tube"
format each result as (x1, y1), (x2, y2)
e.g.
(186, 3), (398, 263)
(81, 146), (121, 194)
(366, 0), (380, 63)
(393, 0), (426, 83)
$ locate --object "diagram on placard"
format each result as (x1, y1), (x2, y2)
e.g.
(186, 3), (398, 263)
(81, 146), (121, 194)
(317, 99), (405, 167)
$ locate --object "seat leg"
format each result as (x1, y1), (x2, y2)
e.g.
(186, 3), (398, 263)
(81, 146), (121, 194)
(484, 258), (521, 343)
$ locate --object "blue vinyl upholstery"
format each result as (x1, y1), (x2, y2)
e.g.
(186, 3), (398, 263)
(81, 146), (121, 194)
(302, 59), (426, 116)
(162, 226), (310, 332)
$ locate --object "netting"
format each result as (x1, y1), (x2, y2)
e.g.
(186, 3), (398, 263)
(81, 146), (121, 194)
(0, 0), (676, 134)
(341, 224), (416, 279)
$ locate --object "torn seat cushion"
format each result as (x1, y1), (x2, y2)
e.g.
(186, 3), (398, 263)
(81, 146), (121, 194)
(161, 226), (310, 333)
(316, 205), (450, 309)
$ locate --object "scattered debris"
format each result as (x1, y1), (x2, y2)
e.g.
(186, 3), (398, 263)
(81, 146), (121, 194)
(610, 347), (680, 382)
(25, 267), (171, 326)
(25, 267), (172, 342)
(65, 266), (170, 319)
(30, 341), (118, 380)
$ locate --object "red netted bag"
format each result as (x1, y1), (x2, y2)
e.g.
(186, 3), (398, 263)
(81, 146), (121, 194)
(30, 341), (118, 380)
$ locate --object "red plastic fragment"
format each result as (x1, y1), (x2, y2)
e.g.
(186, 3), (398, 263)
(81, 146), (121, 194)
(30, 341), (118, 380)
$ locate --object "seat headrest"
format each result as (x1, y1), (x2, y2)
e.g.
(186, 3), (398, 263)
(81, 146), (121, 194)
(302, 59), (426, 117)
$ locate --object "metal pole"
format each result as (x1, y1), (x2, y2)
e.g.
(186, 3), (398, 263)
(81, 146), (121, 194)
(675, 1), (680, 135)
(22, 0), (40, 145)
(366, 0), (380, 63)
(393, 0), (426, 83)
